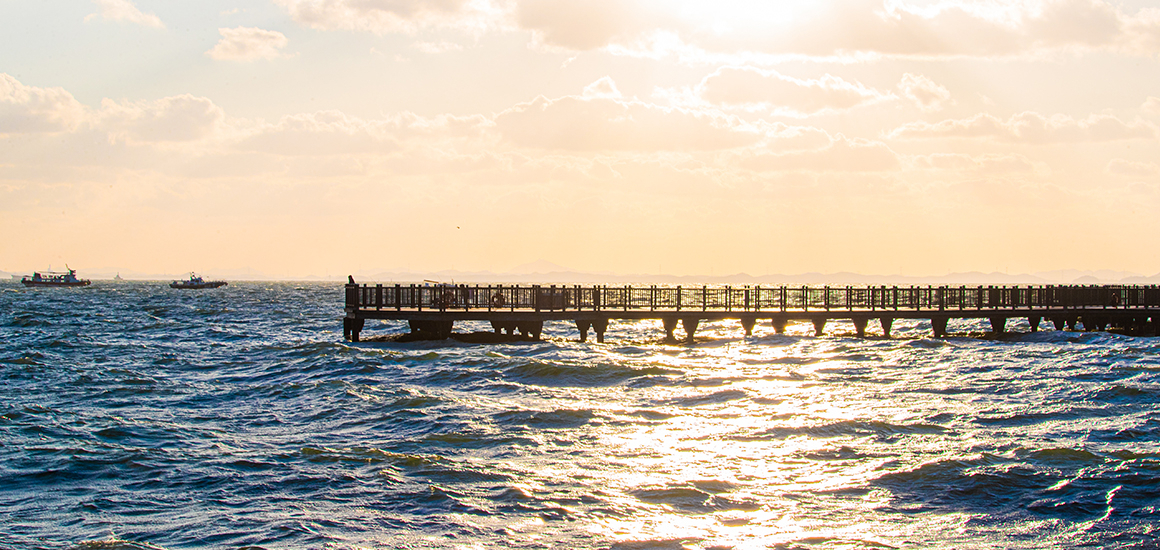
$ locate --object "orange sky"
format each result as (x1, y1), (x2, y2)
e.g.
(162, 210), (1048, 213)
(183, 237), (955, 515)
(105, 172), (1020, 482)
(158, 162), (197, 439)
(2, 0), (1160, 279)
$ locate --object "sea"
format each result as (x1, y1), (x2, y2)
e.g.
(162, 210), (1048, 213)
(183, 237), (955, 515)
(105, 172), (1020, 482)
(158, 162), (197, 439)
(2, 280), (1159, 549)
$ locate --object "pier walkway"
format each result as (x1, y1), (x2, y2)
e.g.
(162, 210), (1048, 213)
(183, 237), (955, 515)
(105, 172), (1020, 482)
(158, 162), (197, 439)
(343, 282), (1160, 342)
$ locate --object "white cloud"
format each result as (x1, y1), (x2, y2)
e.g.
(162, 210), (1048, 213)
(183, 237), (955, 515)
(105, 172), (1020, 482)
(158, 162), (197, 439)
(413, 41), (465, 54)
(739, 136), (900, 172)
(85, 0), (165, 29)
(236, 111), (400, 156)
(267, 0), (1160, 61)
(911, 153), (1037, 173)
(1143, 97), (1160, 116)
(696, 66), (892, 116)
(516, 0), (678, 51)
(98, 95), (225, 142)
(898, 73), (951, 112)
(206, 27), (289, 61)
(0, 74), (89, 134)
(494, 88), (760, 152)
(582, 76), (621, 99)
(1107, 159), (1160, 177)
(513, 0), (1160, 61)
(273, 0), (503, 34)
(889, 111), (1157, 142)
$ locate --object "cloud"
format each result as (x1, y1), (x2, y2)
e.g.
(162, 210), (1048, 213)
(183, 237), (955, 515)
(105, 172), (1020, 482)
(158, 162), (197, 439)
(739, 136), (900, 172)
(516, 0), (679, 51)
(911, 153), (1037, 173)
(268, 0), (1160, 61)
(0, 74), (89, 134)
(207, 27), (290, 61)
(273, 0), (502, 34)
(98, 95), (225, 142)
(413, 41), (464, 54)
(1106, 159), (1160, 177)
(695, 66), (892, 116)
(1143, 97), (1160, 115)
(898, 73), (951, 112)
(494, 83), (761, 152)
(236, 111), (400, 156)
(889, 112), (1157, 142)
(85, 0), (165, 29)
(582, 76), (621, 99)
(512, 0), (1160, 60)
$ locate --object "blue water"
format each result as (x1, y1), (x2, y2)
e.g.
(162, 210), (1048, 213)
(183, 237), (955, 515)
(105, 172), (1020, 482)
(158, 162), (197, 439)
(2, 281), (1159, 549)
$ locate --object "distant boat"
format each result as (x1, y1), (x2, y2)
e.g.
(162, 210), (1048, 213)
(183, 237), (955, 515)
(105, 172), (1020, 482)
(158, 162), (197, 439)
(22, 267), (91, 288)
(170, 272), (227, 289)
(114, 273), (124, 281)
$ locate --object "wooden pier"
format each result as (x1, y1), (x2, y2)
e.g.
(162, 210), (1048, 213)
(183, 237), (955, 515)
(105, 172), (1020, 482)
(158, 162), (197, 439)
(343, 282), (1160, 342)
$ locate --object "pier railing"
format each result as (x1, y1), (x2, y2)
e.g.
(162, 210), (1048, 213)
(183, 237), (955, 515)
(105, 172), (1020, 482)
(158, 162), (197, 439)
(346, 284), (1160, 313)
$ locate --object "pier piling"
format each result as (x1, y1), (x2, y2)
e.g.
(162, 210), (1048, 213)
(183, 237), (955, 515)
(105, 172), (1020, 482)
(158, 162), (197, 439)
(931, 317), (948, 338)
(741, 316), (756, 337)
(663, 317), (678, 342)
(852, 318), (867, 338)
(681, 318), (700, 343)
(880, 317), (894, 338)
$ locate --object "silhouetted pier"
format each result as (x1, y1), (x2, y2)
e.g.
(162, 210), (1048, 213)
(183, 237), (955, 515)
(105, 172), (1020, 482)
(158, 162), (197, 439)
(342, 282), (1160, 342)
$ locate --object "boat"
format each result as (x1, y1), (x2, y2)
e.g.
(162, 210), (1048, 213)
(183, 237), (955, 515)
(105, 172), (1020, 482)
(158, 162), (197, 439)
(170, 272), (227, 289)
(22, 267), (92, 287)
(113, 273), (124, 281)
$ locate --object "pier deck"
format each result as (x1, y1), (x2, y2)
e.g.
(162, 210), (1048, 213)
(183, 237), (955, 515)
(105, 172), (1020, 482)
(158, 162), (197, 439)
(343, 283), (1160, 342)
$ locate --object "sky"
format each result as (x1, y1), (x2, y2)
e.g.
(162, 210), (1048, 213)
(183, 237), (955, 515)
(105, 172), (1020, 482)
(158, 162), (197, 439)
(2, 0), (1160, 279)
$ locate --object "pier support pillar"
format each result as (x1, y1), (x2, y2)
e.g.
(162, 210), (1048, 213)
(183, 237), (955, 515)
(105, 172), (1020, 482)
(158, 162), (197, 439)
(989, 316), (1007, 335)
(1066, 317), (1077, 331)
(576, 320), (591, 342)
(931, 317), (948, 338)
(741, 317), (756, 337)
(879, 318), (894, 338)
(852, 318), (867, 338)
(344, 318), (364, 342)
(1052, 317), (1065, 331)
(812, 318), (826, 337)
(662, 317), (678, 343)
(1028, 316), (1041, 333)
(771, 318), (788, 334)
(516, 321), (543, 340)
(492, 321), (517, 335)
(681, 318), (700, 343)
(593, 318), (609, 343)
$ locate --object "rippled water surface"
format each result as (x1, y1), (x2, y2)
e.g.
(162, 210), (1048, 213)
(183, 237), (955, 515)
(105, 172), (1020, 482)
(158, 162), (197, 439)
(3, 281), (1159, 549)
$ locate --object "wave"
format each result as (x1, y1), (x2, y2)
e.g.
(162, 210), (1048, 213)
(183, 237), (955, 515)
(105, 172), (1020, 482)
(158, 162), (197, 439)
(503, 359), (681, 387)
(735, 419), (952, 441)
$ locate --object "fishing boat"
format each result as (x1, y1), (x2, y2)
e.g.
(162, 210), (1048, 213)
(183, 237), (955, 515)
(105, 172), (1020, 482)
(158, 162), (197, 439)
(170, 273), (227, 289)
(22, 267), (92, 288)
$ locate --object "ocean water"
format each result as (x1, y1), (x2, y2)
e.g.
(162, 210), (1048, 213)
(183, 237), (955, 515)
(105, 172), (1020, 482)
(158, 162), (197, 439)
(2, 281), (1159, 549)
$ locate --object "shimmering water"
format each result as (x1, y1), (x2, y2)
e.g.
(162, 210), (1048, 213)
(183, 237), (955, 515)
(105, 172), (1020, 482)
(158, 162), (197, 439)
(2, 281), (1159, 549)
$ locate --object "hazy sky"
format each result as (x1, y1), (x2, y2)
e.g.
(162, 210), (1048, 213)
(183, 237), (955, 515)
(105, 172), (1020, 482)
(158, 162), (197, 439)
(3, 0), (1160, 278)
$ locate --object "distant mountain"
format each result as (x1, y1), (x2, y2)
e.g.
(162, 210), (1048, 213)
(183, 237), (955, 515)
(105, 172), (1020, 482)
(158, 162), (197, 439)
(348, 269), (1061, 286)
